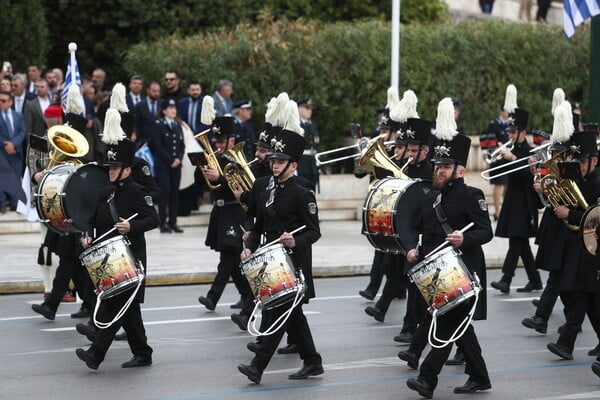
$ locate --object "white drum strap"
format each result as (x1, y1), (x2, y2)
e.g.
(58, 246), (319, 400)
(427, 287), (479, 349)
(92, 264), (145, 330)
(246, 288), (305, 337)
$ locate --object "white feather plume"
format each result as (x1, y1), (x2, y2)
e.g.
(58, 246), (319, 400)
(101, 108), (126, 145)
(551, 100), (574, 144)
(65, 85), (85, 115)
(386, 86), (400, 109)
(389, 89), (419, 122)
(264, 97), (277, 124)
(504, 84), (518, 114)
(272, 92), (290, 128)
(433, 97), (457, 141)
(200, 96), (215, 126)
(282, 100), (304, 136)
(551, 88), (565, 115)
(109, 83), (129, 113)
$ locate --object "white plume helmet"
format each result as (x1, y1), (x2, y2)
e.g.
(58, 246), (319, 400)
(504, 84), (518, 114)
(551, 88), (565, 116)
(389, 89), (419, 123)
(282, 99), (304, 136)
(264, 96), (277, 125)
(101, 108), (126, 145)
(64, 84), (85, 115)
(271, 92), (290, 128)
(200, 96), (216, 126)
(433, 97), (457, 141)
(109, 83), (129, 113)
(386, 86), (400, 109)
(550, 100), (574, 144)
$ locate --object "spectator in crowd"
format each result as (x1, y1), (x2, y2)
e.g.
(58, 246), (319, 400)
(91, 68), (106, 91)
(162, 71), (186, 104)
(177, 81), (204, 134)
(24, 79), (51, 135)
(520, 0), (533, 21)
(45, 69), (60, 100)
(479, 0), (494, 14)
(52, 68), (64, 93)
(127, 75), (144, 110)
(536, 0), (552, 23)
(134, 81), (161, 146)
(0, 91), (27, 211)
(232, 99), (255, 160)
(0, 78), (11, 92)
(26, 64), (42, 95)
(11, 73), (33, 115)
(212, 79), (234, 117)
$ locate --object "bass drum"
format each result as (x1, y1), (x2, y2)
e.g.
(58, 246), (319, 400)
(362, 177), (431, 254)
(35, 164), (109, 234)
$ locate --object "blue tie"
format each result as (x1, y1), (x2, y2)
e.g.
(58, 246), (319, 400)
(3, 111), (13, 137)
(150, 101), (156, 117)
(189, 100), (197, 131)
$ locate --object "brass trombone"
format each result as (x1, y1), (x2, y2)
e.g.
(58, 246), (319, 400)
(480, 141), (553, 180)
(315, 137), (396, 166)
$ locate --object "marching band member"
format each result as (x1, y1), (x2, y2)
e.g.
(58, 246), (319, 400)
(197, 109), (253, 317)
(490, 103), (543, 294)
(76, 110), (159, 370)
(404, 98), (492, 398)
(238, 97), (323, 384)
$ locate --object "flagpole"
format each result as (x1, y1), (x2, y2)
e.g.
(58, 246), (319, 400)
(391, 0), (400, 89)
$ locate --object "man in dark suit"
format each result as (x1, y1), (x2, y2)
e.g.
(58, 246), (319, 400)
(0, 91), (27, 210)
(177, 81), (204, 134)
(24, 79), (52, 135)
(10, 73), (34, 115)
(126, 75), (144, 111)
(26, 64), (42, 96)
(134, 81), (161, 146)
(232, 99), (255, 160)
(161, 71), (186, 104)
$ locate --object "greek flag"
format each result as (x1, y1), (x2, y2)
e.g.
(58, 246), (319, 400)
(61, 43), (82, 107)
(564, 0), (600, 38)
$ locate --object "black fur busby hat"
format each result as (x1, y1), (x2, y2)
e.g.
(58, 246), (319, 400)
(432, 97), (471, 166)
(404, 117), (432, 145)
(570, 131), (597, 159)
(101, 108), (135, 167)
(269, 96), (306, 162)
(213, 116), (235, 138)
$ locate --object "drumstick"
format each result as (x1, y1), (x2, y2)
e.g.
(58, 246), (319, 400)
(262, 225), (307, 249)
(240, 225), (247, 251)
(423, 222), (475, 260)
(92, 213), (139, 244)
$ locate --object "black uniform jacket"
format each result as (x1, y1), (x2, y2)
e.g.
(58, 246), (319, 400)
(247, 176), (321, 299)
(558, 170), (600, 292)
(495, 141), (541, 238)
(85, 176), (160, 302)
(408, 178), (493, 320)
(149, 119), (185, 169)
(131, 156), (160, 202)
(205, 154), (246, 252)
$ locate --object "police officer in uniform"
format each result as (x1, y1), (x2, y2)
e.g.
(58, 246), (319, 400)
(238, 98), (323, 384)
(76, 117), (159, 370)
(150, 98), (185, 233)
(197, 116), (253, 314)
(404, 98), (493, 398)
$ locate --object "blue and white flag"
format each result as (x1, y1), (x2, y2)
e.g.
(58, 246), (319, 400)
(61, 42), (82, 108)
(564, 0), (600, 38)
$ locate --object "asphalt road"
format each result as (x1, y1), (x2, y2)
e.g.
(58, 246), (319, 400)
(2, 271), (600, 400)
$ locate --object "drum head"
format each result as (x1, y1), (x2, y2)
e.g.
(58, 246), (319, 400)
(580, 204), (600, 256)
(62, 164), (110, 230)
(394, 180), (432, 252)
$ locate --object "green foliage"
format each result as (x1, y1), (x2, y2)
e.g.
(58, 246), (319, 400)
(401, 0), (450, 24)
(125, 18), (589, 152)
(0, 0), (49, 71)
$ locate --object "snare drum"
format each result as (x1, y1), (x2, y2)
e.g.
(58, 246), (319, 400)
(79, 236), (142, 299)
(36, 164), (109, 234)
(241, 243), (305, 310)
(407, 247), (480, 316)
(362, 177), (431, 253)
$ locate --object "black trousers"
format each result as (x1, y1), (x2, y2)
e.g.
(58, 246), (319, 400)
(89, 295), (152, 362)
(401, 283), (424, 334)
(374, 254), (405, 314)
(364, 250), (385, 295)
(251, 304), (321, 372)
(558, 291), (599, 351)
(207, 250), (252, 306)
(44, 254), (90, 312)
(536, 269), (562, 320)
(155, 166), (181, 227)
(536, 0), (552, 20)
(408, 295), (433, 358)
(418, 303), (490, 389)
(501, 237), (541, 284)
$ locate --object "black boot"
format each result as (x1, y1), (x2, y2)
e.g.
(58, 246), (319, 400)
(490, 275), (511, 293)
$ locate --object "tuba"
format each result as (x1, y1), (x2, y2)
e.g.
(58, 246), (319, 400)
(355, 136), (410, 181)
(539, 154), (589, 231)
(222, 142), (256, 211)
(46, 124), (89, 169)
(194, 128), (223, 190)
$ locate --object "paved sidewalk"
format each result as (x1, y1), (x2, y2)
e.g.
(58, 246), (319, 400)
(0, 219), (522, 294)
